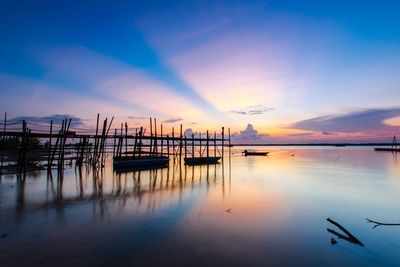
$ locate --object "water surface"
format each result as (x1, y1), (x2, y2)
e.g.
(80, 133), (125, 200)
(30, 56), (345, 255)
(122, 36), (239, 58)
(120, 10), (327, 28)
(1, 147), (400, 266)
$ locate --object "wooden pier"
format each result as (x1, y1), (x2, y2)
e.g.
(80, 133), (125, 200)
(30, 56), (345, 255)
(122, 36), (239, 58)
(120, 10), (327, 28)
(0, 113), (231, 174)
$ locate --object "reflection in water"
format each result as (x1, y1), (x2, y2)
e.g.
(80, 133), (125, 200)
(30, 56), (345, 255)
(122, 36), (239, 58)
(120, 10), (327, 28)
(2, 147), (400, 266)
(8, 162), (227, 221)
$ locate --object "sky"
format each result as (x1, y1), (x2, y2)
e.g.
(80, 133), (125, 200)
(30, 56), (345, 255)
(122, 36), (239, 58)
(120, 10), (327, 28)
(1, 0), (400, 143)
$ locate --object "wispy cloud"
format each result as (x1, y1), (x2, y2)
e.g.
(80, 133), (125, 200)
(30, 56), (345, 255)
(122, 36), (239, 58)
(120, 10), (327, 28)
(322, 131), (336, 135)
(230, 106), (274, 116)
(128, 116), (146, 120)
(162, 117), (183, 124)
(9, 114), (84, 127)
(291, 107), (400, 133)
(287, 132), (315, 137)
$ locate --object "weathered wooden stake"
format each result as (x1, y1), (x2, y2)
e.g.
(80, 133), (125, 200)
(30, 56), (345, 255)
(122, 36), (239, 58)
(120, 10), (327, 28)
(221, 127), (225, 161)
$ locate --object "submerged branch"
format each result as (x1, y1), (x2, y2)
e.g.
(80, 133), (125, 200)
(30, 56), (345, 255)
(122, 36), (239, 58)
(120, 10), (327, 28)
(366, 218), (400, 229)
(326, 218), (364, 246)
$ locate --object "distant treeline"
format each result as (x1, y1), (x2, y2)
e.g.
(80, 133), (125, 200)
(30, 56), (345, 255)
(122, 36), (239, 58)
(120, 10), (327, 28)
(0, 136), (42, 150)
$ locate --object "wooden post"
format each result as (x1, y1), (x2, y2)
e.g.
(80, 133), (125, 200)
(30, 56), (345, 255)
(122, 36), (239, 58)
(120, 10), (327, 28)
(199, 132), (202, 157)
(47, 120), (53, 169)
(221, 127), (225, 161)
(149, 118), (153, 157)
(191, 133), (194, 158)
(94, 113), (100, 162)
(214, 131), (217, 157)
(138, 127), (143, 159)
(1, 112), (7, 174)
(206, 130), (209, 158)
(160, 124), (163, 156)
(172, 127), (175, 160)
(179, 124), (183, 162)
(153, 118), (158, 157)
(113, 129), (117, 157)
(184, 134), (187, 159)
(154, 118), (157, 156)
(125, 122), (128, 156)
(228, 128), (231, 147)
(133, 128), (138, 158)
(167, 135), (170, 158)
(57, 120), (65, 167)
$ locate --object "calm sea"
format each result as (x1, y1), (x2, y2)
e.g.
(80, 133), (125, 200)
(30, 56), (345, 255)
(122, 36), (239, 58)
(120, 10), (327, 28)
(1, 146), (400, 266)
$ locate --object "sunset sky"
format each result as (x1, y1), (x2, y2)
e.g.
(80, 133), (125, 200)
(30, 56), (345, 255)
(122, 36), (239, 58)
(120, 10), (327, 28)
(1, 0), (400, 143)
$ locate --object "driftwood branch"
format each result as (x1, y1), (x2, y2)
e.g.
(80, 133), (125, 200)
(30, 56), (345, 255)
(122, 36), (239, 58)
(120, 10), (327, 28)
(365, 218), (400, 229)
(326, 218), (364, 246)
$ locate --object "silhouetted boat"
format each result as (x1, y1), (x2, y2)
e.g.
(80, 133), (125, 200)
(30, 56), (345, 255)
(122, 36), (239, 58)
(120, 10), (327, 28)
(184, 156), (221, 165)
(113, 156), (169, 169)
(374, 136), (399, 152)
(242, 150), (269, 156)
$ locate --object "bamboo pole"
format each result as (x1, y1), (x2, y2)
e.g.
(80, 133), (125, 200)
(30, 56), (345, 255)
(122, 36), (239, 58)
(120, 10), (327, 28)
(160, 124), (163, 156)
(94, 114), (100, 162)
(167, 134), (170, 157)
(179, 124), (183, 162)
(199, 132), (202, 157)
(113, 129), (117, 157)
(154, 118), (157, 156)
(221, 127), (225, 161)
(192, 133), (194, 158)
(149, 118), (153, 157)
(214, 131), (217, 157)
(184, 134), (187, 159)
(1, 112), (7, 175)
(47, 120), (53, 168)
(125, 122), (128, 156)
(206, 130), (209, 158)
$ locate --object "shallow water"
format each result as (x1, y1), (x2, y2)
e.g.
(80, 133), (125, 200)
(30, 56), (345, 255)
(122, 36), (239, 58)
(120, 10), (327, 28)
(1, 147), (400, 266)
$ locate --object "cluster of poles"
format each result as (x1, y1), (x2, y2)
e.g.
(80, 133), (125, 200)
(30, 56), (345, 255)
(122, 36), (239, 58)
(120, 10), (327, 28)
(113, 117), (231, 161)
(0, 113), (231, 175)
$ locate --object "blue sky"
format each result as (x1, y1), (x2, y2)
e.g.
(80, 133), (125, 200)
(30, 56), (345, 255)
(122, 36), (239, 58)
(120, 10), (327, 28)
(1, 0), (400, 142)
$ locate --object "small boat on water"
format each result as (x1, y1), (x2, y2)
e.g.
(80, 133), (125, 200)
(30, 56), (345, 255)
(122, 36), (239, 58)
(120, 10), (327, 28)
(113, 156), (169, 169)
(242, 150), (269, 156)
(374, 136), (400, 153)
(184, 156), (221, 165)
